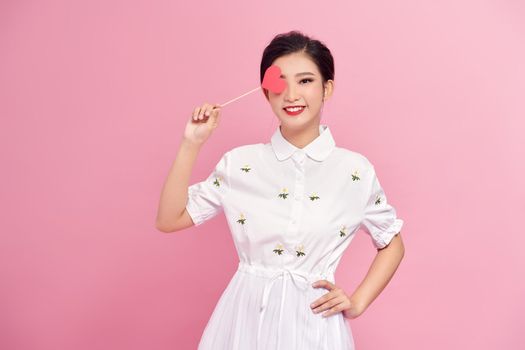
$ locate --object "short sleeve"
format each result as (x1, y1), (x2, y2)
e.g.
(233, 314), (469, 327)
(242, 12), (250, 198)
(360, 165), (404, 249)
(185, 151), (232, 227)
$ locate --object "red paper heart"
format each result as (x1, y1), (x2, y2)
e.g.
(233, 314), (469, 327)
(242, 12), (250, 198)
(261, 65), (287, 94)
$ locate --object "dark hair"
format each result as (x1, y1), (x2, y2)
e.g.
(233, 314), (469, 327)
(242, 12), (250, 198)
(260, 30), (335, 96)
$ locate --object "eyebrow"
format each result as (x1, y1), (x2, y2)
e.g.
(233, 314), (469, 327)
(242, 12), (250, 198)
(279, 72), (315, 78)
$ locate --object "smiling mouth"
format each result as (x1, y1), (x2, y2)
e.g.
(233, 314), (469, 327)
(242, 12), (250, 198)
(283, 106), (305, 112)
(283, 106), (306, 116)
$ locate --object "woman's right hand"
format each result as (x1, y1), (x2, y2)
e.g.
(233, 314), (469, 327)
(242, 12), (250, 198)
(183, 102), (222, 146)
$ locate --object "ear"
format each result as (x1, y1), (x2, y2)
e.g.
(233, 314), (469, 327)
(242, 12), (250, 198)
(323, 80), (334, 101)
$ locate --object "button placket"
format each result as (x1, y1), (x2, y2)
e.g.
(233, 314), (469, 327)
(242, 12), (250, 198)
(288, 150), (306, 234)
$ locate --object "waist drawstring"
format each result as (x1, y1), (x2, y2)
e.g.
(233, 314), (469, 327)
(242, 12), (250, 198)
(237, 262), (333, 350)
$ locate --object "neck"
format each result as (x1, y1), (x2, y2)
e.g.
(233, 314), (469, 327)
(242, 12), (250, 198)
(280, 121), (321, 149)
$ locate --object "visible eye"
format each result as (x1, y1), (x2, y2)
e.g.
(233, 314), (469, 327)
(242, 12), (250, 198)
(299, 78), (313, 84)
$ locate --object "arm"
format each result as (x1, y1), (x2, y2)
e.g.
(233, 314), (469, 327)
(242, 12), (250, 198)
(311, 165), (405, 319)
(310, 232), (405, 319)
(155, 139), (203, 232)
(349, 232), (405, 315)
(156, 102), (223, 232)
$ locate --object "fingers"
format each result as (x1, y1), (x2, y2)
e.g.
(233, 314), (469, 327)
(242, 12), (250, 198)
(310, 289), (338, 309)
(192, 106), (201, 121)
(311, 294), (349, 317)
(312, 280), (336, 290)
(192, 103), (222, 122)
(192, 102), (209, 121)
(318, 297), (350, 318)
(310, 281), (348, 317)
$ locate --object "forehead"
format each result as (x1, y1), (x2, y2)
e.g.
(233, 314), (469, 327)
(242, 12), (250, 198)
(272, 52), (320, 77)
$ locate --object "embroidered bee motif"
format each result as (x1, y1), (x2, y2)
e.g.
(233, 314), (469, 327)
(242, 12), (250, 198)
(237, 213), (246, 225)
(339, 225), (347, 237)
(375, 195), (382, 205)
(309, 193), (320, 201)
(240, 164), (251, 172)
(278, 188), (289, 199)
(213, 176), (223, 187)
(273, 243), (284, 255)
(351, 170), (360, 181)
(295, 244), (306, 257)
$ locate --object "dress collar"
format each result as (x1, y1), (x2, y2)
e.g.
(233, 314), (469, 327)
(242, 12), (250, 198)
(270, 124), (336, 162)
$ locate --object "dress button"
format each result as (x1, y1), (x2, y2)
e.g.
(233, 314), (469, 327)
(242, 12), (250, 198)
(292, 150), (306, 163)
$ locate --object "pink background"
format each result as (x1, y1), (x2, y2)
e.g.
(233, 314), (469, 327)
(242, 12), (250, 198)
(1, 0), (524, 349)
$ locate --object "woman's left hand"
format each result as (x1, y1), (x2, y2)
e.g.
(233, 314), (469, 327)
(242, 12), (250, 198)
(310, 280), (365, 319)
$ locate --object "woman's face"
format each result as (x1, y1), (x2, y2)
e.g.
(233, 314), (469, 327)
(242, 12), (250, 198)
(265, 51), (333, 131)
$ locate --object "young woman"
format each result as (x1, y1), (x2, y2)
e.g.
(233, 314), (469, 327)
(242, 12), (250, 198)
(156, 30), (405, 350)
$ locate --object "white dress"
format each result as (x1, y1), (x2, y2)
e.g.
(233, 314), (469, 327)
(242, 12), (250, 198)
(186, 124), (404, 349)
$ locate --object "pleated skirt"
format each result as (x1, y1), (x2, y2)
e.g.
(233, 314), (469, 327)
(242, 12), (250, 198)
(198, 261), (355, 349)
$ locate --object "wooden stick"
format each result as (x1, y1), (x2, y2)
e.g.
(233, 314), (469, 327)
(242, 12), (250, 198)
(217, 86), (262, 108)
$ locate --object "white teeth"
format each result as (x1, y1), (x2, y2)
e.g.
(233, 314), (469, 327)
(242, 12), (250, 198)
(285, 106), (304, 112)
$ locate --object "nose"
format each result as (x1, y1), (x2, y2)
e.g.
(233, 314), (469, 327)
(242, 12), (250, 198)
(284, 84), (299, 102)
